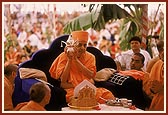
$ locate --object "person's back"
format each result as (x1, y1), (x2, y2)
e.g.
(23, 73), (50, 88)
(14, 82), (51, 111)
(4, 64), (18, 111)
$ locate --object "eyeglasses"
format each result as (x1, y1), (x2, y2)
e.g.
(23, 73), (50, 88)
(75, 43), (87, 48)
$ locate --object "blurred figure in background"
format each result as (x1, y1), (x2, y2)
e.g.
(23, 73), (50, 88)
(146, 40), (164, 73)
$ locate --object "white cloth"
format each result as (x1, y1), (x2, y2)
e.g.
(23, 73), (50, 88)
(94, 68), (116, 82)
(115, 49), (151, 71)
(19, 68), (47, 82)
(28, 34), (40, 46)
(62, 104), (143, 111)
(99, 29), (111, 40)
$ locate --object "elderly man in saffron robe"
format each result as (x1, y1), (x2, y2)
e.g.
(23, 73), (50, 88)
(4, 64), (18, 111)
(49, 31), (115, 103)
(143, 46), (164, 111)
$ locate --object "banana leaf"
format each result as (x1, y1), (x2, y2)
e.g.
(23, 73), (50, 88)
(63, 4), (131, 34)
(63, 11), (99, 34)
(101, 4), (131, 22)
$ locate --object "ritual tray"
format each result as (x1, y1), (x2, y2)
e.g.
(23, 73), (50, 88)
(68, 103), (99, 110)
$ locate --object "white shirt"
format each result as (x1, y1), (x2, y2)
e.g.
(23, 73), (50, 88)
(28, 34), (40, 47)
(99, 29), (111, 40)
(17, 31), (27, 48)
(115, 49), (151, 71)
(37, 41), (49, 50)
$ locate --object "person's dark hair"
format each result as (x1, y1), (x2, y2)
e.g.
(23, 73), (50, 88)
(134, 53), (145, 64)
(129, 36), (142, 43)
(29, 82), (48, 103)
(102, 36), (107, 40)
(4, 64), (18, 77)
(93, 41), (98, 44)
(152, 35), (159, 39)
(157, 40), (164, 52)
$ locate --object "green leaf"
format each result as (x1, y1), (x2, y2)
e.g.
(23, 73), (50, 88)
(63, 11), (99, 34)
(63, 4), (132, 33)
(102, 4), (131, 22)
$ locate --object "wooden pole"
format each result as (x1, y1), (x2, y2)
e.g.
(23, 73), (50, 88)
(140, 4), (148, 50)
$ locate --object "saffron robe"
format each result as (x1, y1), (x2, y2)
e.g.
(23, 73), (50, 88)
(4, 77), (14, 110)
(143, 59), (164, 111)
(49, 51), (115, 103)
(14, 101), (46, 111)
(119, 70), (145, 80)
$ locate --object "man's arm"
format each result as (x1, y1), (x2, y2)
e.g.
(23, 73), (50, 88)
(73, 57), (94, 79)
(60, 48), (74, 89)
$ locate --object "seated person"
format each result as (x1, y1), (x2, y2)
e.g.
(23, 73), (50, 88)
(14, 82), (51, 111)
(4, 64), (18, 111)
(49, 30), (115, 104)
(143, 45), (164, 111)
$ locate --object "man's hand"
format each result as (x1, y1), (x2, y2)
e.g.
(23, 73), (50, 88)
(65, 46), (75, 60)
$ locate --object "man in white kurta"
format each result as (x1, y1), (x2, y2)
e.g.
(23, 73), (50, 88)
(115, 36), (151, 71)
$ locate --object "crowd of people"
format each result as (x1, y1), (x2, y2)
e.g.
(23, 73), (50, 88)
(3, 9), (165, 111)
(4, 9), (123, 67)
